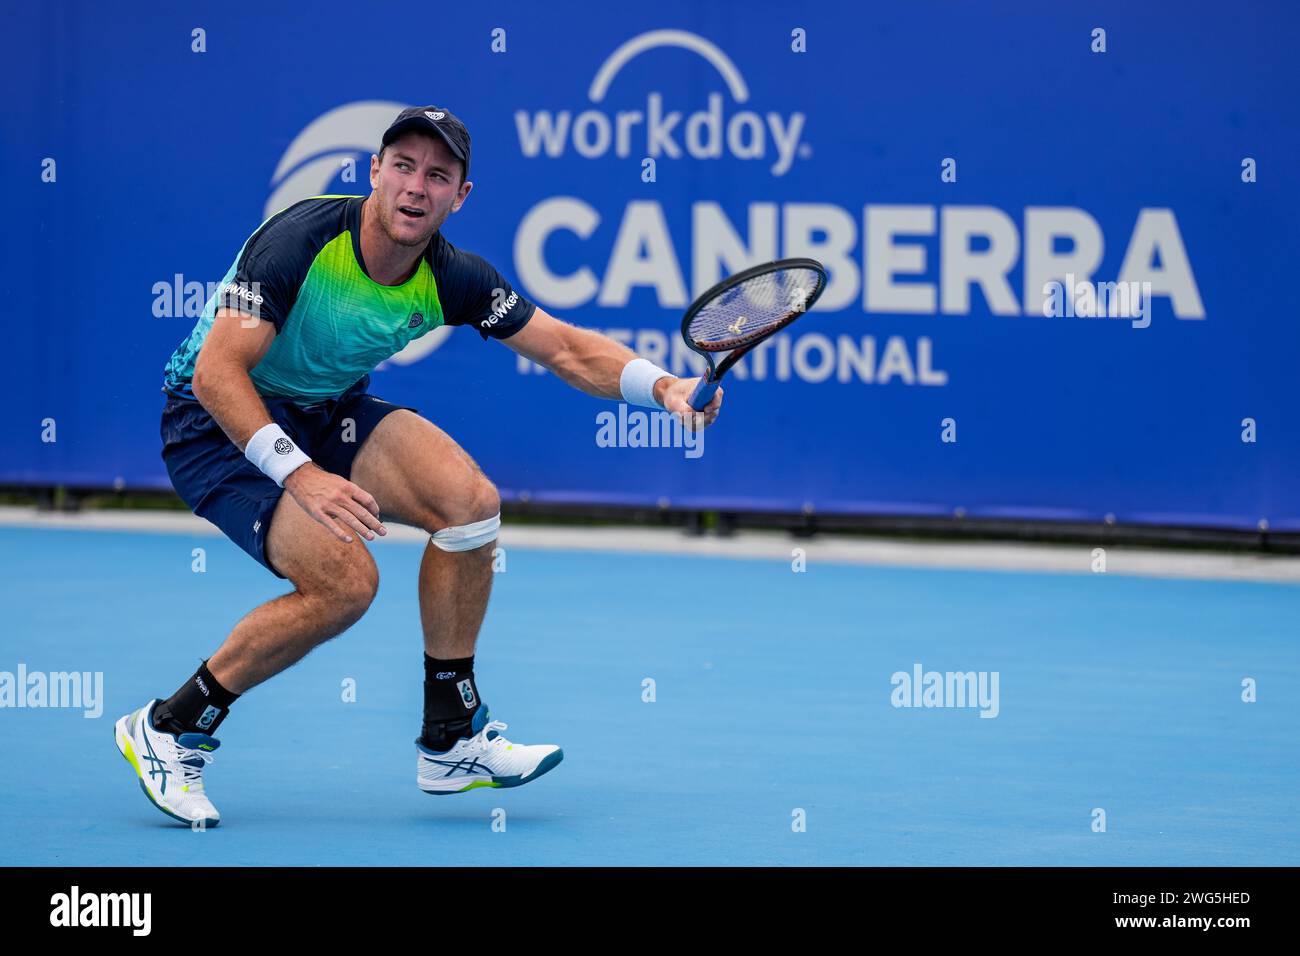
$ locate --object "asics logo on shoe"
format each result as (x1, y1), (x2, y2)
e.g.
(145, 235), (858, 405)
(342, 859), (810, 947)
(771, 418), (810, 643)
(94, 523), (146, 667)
(426, 757), (491, 778)
(457, 679), (477, 708)
(141, 734), (170, 793)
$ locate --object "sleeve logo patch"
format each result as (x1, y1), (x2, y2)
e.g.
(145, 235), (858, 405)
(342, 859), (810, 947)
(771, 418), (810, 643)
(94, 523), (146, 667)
(479, 291), (519, 329)
(222, 281), (265, 307)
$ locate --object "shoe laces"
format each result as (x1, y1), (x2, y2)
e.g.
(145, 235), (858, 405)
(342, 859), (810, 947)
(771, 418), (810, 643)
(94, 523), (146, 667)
(170, 741), (215, 792)
(469, 719), (509, 753)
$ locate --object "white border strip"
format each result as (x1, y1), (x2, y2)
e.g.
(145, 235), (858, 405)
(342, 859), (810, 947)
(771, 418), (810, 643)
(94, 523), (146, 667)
(2, 506), (1299, 584)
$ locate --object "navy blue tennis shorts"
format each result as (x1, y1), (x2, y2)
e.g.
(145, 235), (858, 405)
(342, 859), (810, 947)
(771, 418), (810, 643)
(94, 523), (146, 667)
(160, 374), (415, 578)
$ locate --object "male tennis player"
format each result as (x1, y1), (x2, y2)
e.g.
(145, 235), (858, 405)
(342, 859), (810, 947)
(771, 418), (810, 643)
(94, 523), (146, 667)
(114, 105), (723, 826)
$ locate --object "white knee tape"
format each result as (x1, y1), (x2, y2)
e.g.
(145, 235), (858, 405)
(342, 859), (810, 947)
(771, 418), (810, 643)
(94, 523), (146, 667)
(430, 513), (501, 553)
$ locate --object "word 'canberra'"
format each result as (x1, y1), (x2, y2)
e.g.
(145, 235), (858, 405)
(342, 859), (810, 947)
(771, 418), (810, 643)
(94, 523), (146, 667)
(515, 200), (1204, 321)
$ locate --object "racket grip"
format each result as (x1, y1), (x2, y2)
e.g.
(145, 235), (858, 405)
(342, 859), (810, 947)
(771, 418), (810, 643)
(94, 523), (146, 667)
(688, 375), (720, 411)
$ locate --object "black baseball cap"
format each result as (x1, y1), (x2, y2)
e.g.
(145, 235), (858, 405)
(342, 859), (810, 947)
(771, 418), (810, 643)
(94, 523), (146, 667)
(381, 106), (471, 180)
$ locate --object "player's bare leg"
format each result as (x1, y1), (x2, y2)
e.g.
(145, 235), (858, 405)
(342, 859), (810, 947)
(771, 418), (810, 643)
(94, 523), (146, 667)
(350, 409), (563, 792)
(205, 496), (381, 693)
(113, 489), (381, 826)
(415, 544), (495, 658)
(351, 409), (498, 660)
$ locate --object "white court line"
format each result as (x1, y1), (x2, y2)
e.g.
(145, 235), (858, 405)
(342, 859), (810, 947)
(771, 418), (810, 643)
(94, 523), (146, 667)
(1, 505), (1298, 584)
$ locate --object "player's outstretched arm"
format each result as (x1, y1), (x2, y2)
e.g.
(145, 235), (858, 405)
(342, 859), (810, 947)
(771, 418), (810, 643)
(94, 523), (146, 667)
(502, 307), (723, 428)
(193, 311), (385, 544)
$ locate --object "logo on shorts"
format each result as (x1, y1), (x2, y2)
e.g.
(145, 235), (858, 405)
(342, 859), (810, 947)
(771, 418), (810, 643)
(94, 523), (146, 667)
(274, 438), (294, 455)
(457, 679), (477, 709)
(408, 312), (424, 329)
(196, 705), (221, 730)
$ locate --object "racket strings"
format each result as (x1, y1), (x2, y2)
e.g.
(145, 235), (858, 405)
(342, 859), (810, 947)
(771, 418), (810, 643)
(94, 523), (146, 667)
(686, 267), (824, 351)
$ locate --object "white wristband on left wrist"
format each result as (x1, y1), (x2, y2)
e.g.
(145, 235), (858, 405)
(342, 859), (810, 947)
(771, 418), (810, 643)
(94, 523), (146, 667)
(245, 422), (312, 487)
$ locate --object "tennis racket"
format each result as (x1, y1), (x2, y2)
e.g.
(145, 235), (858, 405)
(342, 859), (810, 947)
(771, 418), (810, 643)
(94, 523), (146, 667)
(682, 257), (828, 411)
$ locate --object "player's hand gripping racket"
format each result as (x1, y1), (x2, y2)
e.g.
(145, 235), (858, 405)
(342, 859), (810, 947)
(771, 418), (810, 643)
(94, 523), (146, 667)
(682, 257), (828, 411)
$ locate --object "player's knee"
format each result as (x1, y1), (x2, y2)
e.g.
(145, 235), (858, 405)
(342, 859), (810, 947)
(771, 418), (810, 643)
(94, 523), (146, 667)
(337, 564), (380, 621)
(427, 475), (499, 532)
(466, 476), (501, 526)
(428, 477), (500, 553)
(297, 552), (379, 625)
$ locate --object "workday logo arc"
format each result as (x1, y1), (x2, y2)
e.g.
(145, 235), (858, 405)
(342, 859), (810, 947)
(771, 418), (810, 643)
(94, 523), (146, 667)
(515, 29), (810, 176)
(588, 30), (750, 103)
(267, 100), (453, 367)
(264, 99), (406, 219)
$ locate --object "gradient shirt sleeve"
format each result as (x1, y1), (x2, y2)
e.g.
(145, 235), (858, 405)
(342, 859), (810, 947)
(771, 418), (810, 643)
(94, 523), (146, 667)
(214, 216), (320, 332)
(435, 240), (537, 340)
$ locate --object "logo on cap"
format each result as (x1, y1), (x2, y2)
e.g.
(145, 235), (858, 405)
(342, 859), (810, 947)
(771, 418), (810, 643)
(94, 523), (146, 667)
(425, 110), (446, 121)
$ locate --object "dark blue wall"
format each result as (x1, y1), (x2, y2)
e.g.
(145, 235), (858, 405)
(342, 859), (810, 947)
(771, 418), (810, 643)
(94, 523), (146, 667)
(4, 1), (1296, 528)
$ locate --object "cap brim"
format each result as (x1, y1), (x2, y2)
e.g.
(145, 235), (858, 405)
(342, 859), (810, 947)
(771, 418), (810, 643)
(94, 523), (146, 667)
(382, 118), (466, 164)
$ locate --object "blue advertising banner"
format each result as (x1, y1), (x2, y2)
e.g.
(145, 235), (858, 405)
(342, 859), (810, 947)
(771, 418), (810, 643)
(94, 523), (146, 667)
(3, 1), (1297, 528)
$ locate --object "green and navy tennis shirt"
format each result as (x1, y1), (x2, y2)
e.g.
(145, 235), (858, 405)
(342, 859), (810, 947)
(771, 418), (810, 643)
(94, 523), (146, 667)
(162, 195), (536, 402)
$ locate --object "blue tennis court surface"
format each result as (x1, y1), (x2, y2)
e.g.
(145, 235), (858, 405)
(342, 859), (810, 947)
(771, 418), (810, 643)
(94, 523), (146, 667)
(1, 525), (1296, 866)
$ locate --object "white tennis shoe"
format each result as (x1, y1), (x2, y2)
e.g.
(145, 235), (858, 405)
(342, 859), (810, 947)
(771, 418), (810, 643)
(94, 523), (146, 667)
(114, 700), (221, 827)
(417, 705), (563, 795)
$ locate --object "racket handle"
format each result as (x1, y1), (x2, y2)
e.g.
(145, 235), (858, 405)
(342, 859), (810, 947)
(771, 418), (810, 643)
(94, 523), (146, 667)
(688, 375), (720, 411)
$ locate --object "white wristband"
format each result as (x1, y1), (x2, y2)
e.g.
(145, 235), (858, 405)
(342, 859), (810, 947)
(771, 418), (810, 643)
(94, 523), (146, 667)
(620, 358), (671, 409)
(245, 423), (311, 487)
